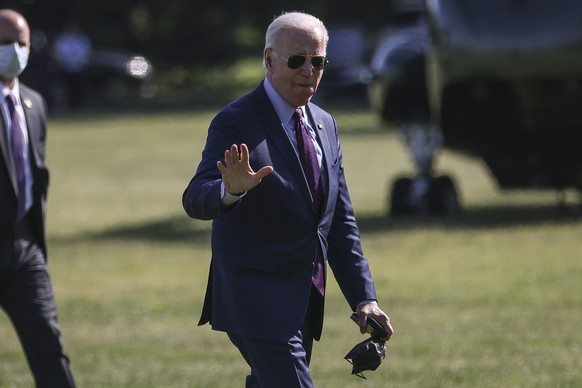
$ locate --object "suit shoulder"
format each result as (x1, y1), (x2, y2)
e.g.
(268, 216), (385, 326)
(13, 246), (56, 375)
(19, 83), (44, 102)
(307, 101), (329, 116)
(225, 84), (263, 110)
(19, 83), (47, 113)
(215, 84), (264, 121)
(307, 102), (336, 128)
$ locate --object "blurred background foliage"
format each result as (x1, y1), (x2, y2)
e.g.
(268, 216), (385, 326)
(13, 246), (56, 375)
(4, 0), (394, 66)
(4, 0), (404, 106)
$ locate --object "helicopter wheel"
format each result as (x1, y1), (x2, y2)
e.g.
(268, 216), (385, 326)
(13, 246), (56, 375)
(389, 175), (460, 216)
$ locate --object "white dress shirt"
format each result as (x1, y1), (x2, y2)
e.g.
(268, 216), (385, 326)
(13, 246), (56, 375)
(1, 79), (33, 214)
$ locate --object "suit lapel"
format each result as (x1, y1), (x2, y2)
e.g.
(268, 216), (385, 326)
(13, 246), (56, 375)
(0, 95), (18, 194)
(254, 84), (315, 209)
(306, 105), (332, 214)
(19, 88), (40, 169)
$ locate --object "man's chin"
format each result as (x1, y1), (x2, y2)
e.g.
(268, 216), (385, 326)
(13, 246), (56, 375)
(296, 91), (317, 105)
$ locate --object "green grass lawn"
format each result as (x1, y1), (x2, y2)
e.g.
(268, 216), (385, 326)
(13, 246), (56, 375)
(0, 104), (580, 387)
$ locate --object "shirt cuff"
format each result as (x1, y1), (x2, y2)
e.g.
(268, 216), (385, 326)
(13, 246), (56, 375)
(220, 181), (246, 206)
(356, 300), (378, 309)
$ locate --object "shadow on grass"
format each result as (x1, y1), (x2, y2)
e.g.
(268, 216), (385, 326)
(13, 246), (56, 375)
(357, 202), (582, 235)
(91, 216), (212, 244)
(83, 203), (582, 244)
(50, 93), (380, 127)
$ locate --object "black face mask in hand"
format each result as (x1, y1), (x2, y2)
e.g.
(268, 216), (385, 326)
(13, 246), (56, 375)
(345, 337), (387, 379)
(345, 313), (388, 379)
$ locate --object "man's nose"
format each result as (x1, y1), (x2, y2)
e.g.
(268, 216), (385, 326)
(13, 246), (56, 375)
(299, 60), (314, 76)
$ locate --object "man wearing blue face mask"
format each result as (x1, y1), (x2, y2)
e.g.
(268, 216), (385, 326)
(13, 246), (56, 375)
(0, 9), (76, 387)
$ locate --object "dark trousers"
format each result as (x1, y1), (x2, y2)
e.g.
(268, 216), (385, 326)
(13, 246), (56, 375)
(0, 236), (75, 388)
(227, 288), (320, 388)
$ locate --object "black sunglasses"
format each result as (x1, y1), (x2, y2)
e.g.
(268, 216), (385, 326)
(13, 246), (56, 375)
(272, 49), (329, 70)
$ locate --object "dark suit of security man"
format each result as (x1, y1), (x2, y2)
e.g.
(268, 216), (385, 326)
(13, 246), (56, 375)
(0, 9), (75, 387)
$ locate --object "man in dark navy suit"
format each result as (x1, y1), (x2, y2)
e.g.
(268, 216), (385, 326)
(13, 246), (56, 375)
(0, 9), (76, 387)
(183, 11), (394, 387)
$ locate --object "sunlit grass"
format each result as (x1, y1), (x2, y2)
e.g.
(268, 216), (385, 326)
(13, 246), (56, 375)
(0, 103), (580, 387)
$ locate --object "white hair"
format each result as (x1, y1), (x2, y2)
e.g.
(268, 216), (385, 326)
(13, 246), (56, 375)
(263, 11), (329, 60)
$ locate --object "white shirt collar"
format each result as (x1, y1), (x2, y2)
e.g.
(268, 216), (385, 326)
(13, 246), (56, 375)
(1, 79), (21, 103)
(263, 77), (305, 127)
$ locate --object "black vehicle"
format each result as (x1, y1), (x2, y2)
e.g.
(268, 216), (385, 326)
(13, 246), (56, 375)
(21, 30), (154, 110)
(369, 0), (582, 215)
(88, 49), (155, 99)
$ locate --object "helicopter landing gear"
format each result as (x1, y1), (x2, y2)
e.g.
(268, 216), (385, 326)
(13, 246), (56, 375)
(389, 124), (460, 216)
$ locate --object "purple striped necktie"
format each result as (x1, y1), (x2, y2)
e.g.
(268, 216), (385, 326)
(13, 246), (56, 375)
(293, 107), (325, 295)
(6, 93), (27, 221)
(293, 108), (322, 206)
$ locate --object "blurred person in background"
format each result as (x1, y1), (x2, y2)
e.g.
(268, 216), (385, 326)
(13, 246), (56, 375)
(0, 9), (76, 387)
(183, 11), (393, 387)
(53, 21), (91, 109)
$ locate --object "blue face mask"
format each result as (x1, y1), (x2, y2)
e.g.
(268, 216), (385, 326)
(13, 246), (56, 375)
(0, 43), (30, 79)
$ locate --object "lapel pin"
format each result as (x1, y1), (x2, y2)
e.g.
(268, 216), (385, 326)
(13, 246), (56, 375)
(317, 123), (323, 129)
(23, 98), (33, 109)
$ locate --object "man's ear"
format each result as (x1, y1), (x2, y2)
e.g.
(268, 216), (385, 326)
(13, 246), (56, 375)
(264, 49), (273, 68)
